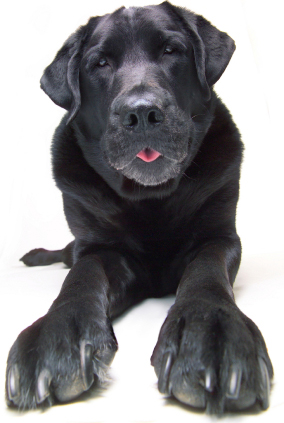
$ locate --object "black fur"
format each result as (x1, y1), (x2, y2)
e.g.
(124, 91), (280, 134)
(6, 2), (273, 414)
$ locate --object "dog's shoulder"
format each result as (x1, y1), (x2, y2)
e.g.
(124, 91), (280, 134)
(51, 116), (106, 196)
(192, 95), (243, 180)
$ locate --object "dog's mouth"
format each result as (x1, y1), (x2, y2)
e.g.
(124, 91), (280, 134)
(107, 146), (186, 187)
(136, 147), (161, 163)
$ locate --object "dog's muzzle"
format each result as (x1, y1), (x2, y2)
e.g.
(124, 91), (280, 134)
(103, 93), (191, 186)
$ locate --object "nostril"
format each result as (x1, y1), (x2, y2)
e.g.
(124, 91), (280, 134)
(129, 113), (138, 127)
(148, 109), (164, 125)
(123, 112), (139, 127)
(121, 104), (164, 130)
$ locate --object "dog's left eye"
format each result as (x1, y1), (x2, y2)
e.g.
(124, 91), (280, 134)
(164, 46), (174, 54)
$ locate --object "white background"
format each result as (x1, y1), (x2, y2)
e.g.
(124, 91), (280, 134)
(0, 0), (284, 422)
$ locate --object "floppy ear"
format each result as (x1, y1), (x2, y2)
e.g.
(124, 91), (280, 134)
(40, 25), (88, 124)
(162, 2), (235, 100)
(193, 14), (236, 92)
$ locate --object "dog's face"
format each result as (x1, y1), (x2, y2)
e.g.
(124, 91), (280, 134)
(41, 2), (235, 199)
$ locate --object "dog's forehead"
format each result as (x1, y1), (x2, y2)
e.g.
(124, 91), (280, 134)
(88, 5), (181, 47)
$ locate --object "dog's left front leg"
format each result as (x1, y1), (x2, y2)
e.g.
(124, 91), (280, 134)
(151, 237), (273, 414)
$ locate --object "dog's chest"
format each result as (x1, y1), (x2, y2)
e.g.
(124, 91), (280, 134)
(66, 177), (201, 258)
(117, 197), (195, 257)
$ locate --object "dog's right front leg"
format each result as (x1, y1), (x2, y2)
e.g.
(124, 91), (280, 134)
(5, 252), (143, 409)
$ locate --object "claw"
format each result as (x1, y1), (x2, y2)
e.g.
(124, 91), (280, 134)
(7, 365), (20, 403)
(54, 341), (94, 402)
(158, 351), (173, 395)
(205, 368), (217, 393)
(36, 369), (52, 404)
(80, 340), (94, 391)
(226, 363), (242, 399)
(258, 357), (270, 410)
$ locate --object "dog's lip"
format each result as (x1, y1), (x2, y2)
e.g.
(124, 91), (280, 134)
(108, 151), (184, 171)
(136, 148), (161, 163)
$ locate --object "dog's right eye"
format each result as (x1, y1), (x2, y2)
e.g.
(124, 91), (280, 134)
(83, 54), (109, 72)
(98, 58), (108, 67)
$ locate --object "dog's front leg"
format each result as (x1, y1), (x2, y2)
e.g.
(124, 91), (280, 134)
(151, 237), (273, 414)
(6, 252), (145, 409)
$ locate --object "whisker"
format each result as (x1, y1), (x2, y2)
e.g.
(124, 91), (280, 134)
(182, 172), (195, 181)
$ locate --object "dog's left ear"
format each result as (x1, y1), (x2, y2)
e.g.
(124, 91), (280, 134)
(162, 2), (235, 100)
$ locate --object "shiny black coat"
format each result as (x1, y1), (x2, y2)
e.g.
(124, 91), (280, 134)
(6, 2), (272, 414)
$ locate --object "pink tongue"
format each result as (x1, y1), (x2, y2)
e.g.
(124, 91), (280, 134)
(136, 148), (161, 163)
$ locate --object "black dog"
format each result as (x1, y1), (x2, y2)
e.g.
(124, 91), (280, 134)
(6, 1), (273, 414)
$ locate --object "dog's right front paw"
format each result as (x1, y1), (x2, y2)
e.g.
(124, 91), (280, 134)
(6, 309), (118, 409)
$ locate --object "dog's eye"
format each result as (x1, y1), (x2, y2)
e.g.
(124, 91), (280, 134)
(98, 58), (108, 67)
(164, 46), (174, 54)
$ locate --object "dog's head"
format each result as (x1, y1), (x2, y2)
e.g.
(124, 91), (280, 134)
(41, 2), (235, 199)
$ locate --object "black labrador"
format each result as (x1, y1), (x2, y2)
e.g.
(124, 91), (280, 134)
(6, 1), (273, 414)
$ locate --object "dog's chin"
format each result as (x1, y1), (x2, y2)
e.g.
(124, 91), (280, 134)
(118, 157), (182, 187)
(119, 173), (181, 200)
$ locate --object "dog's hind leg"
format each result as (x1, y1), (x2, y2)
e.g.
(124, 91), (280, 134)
(20, 241), (74, 268)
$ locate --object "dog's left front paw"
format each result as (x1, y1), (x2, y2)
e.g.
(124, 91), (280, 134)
(151, 300), (273, 414)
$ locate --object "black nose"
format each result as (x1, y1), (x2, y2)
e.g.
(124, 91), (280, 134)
(121, 103), (164, 131)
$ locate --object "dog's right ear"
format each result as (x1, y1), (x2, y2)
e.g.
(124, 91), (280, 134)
(40, 19), (97, 125)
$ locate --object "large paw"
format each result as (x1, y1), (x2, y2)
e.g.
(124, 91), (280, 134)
(151, 301), (273, 414)
(6, 308), (118, 409)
